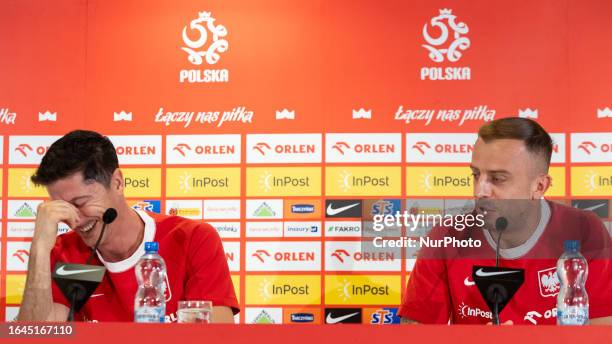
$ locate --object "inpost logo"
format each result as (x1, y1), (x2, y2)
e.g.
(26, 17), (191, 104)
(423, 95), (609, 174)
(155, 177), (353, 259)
(326, 167), (401, 196)
(167, 168), (240, 197)
(8, 169), (47, 197)
(457, 302), (492, 320)
(421, 9), (471, 80)
(246, 167), (321, 197)
(179, 11), (229, 83)
(325, 275), (401, 305)
(246, 276), (321, 305)
(572, 167), (612, 196)
(406, 167), (472, 196)
(121, 168), (161, 198)
(545, 167), (565, 197)
(6, 275), (27, 304)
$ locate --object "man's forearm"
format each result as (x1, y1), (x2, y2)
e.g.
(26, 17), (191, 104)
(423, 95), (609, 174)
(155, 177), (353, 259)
(401, 317), (420, 324)
(17, 245), (55, 321)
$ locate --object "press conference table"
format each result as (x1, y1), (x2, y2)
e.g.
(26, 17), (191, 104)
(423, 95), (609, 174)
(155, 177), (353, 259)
(2, 323), (611, 343)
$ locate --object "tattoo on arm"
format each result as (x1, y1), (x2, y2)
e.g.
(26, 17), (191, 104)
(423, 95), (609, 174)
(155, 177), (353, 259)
(401, 317), (419, 324)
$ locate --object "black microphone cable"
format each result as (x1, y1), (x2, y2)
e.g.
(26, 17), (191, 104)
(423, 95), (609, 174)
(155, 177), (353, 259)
(86, 208), (118, 265)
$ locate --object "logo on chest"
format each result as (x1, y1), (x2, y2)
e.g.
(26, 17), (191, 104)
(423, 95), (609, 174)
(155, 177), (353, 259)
(537, 267), (560, 297)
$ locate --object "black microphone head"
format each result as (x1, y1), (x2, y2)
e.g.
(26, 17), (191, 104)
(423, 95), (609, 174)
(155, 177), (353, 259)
(495, 217), (508, 232)
(102, 208), (118, 224)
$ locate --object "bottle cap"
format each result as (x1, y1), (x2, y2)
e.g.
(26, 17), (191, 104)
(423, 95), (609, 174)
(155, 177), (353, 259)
(145, 241), (159, 253)
(563, 240), (580, 252)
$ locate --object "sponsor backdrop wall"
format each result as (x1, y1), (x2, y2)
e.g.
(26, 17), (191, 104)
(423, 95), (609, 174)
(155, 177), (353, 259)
(1, 0), (611, 324)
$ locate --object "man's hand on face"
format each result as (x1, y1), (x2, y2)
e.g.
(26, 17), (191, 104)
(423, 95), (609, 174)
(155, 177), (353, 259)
(33, 200), (80, 253)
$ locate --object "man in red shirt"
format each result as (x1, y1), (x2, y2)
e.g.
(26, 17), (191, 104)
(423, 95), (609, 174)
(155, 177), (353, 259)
(17, 130), (239, 322)
(399, 118), (612, 325)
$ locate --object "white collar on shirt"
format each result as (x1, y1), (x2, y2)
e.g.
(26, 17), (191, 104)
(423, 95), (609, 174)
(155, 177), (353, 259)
(95, 209), (156, 273)
(483, 199), (551, 260)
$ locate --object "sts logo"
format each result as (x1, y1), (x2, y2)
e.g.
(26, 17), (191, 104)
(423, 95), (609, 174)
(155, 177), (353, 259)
(131, 200), (161, 214)
(367, 199), (401, 217)
(364, 308), (400, 324)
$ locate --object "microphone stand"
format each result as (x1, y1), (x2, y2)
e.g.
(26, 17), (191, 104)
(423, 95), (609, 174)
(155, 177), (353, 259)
(492, 229), (503, 326)
(67, 208), (117, 321)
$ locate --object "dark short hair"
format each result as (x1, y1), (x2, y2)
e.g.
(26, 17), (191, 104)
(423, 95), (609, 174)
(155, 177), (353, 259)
(31, 130), (118, 187)
(478, 117), (553, 170)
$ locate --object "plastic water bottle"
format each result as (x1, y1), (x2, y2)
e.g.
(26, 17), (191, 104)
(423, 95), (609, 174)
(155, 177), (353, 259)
(556, 240), (589, 325)
(134, 242), (167, 323)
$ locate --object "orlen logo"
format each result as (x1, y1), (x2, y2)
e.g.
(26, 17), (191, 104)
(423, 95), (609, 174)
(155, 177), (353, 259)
(330, 250), (395, 264)
(247, 134), (322, 164)
(173, 143), (236, 157)
(251, 249), (316, 263)
(179, 11), (229, 83)
(331, 142), (395, 155)
(253, 142), (315, 156)
(14, 144), (47, 158)
(412, 141), (474, 155)
(12, 249), (29, 263)
(578, 141), (597, 155)
(412, 141), (431, 155)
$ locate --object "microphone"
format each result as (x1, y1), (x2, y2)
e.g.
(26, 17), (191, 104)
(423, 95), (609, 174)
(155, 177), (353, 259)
(53, 208), (117, 321)
(494, 216), (508, 267)
(473, 216), (524, 325)
(86, 208), (118, 265)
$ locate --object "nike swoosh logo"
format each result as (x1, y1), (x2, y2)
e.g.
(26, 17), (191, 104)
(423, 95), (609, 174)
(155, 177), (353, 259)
(584, 203), (605, 212)
(464, 277), (475, 286)
(326, 312), (359, 324)
(475, 268), (519, 277)
(91, 294), (104, 298)
(56, 265), (101, 276)
(327, 203), (359, 216)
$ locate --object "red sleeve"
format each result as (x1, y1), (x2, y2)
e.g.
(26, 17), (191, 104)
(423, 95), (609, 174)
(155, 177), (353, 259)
(581, 211), (612, 319)
(398, 257), (451, 324)
(184, 222), (240, 315)
(398, 226), (454, 323)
